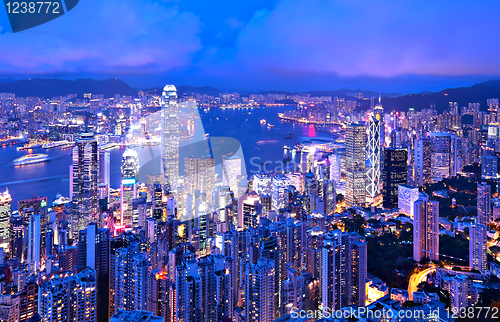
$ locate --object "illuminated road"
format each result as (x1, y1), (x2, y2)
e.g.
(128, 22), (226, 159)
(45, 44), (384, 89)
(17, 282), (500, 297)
(408, 265), (470, 300)
(408, 266), (436, 301)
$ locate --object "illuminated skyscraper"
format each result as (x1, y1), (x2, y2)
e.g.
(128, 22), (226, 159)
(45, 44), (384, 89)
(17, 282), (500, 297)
(414, 137), (432, 186)
(72, 133), (99, 233)
(27, 213), (41, 272)
(382, 148), (407, 209)
(242, 192), (262, 229)
(345, 123), (367, 208)
(470, 182), (491, 273)
(413, 193), (439, 262)
(366, 115), (381, 204)
(184, 156), (199, 197)
(271, 174), (291, 211)
(222, 155), (242, 196)
(121, 149), (139, 228)
(321, 230), (367, 310)
(0, 189), (11, 253)
(245, 258), (275, 322)
(39, 268), (97, 322)
(9, 212), (23, 260)
(374, 96), (385, 159)
(161, 85), (179, 192)
(429, 132), (457, 180)
(184, 156), (215, 203)
(477, 182), (491, 225)
(469, 220), (487, 272)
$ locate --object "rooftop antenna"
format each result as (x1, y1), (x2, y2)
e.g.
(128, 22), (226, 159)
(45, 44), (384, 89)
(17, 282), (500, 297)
(378, 93), (381, 103)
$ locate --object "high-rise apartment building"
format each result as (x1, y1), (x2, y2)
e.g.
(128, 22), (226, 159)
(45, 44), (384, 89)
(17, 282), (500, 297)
(477, 182), (491, 224)
(469, 220), (488, 273)
(413, 193), (439, 262)
(345, 123), (367, 207)
(245, 258), (276, 322)
(114, 245), (148, 312)
(321, 230), (367, 310)
(161, 85), (180, 192)
(39, 268), (97, 322)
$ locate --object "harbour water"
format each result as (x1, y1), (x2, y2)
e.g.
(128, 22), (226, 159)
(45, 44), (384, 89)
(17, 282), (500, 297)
(0, 106), (325, 209)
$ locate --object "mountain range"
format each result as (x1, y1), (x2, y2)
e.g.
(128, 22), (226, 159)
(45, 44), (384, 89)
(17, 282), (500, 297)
(2, 77), (500, 113)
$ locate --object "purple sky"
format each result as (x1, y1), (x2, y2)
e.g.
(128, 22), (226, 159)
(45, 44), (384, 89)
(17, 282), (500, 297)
(1, 0), (500, 93)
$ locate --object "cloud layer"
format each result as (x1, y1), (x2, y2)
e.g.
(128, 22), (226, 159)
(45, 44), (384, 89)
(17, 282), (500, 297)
(1, 0), (500, 91)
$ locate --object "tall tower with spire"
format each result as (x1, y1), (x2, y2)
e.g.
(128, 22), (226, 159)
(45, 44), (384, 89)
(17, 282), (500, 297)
(374, 95), (385, 174)
(161, 85), (180, 192)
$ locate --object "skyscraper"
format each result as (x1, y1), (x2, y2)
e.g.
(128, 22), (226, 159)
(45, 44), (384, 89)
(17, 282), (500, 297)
(367, 116), (381, 204)
(184, 156), (215, 203)
(39, 268), (97, 322)
(271, 174), (291, 211)
(77, 223), (111, 321)
(114, 245), (148, 312)
(374, 96), (385, 148)
(161, 85), (180, 192)
(414, 137), (432, 186)
(121, 149), (139, 228)
(321, 230), (367, 310)
(27, 212), (41, 272)
(345, 123), (367, 208)
(72, 133), (99, 233)
(184, 156), (199, 197)
(382, 148), (408, 209)
(413, 193), (439, 262)
(470, 182), (490, 273)
(0, 189), (11, 254)
(477, 182), (491, 224)
(469, 220), (488, 272)
(222, 155), (242, 196)
(429, 132), (458, 180)
(245, 258), (275, 322)
(99, 149), (111, 187)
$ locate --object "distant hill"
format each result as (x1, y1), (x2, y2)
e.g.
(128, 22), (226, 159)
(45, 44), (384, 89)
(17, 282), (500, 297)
(259, 88), (401, 98)
(143, 85), (224, 97)
(0, 78), (138, 98)
(382, 80), (500, 112)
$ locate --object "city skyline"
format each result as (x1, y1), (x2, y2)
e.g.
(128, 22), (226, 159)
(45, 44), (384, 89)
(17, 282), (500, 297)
(2, 1), (500, 321)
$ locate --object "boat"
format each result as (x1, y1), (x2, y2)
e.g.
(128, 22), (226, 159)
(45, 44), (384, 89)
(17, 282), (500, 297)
(267, 123), (275, 128)
(53, 194), (70, 206)
(13, 153), (49, 165)
(17, 143), (42, 151)
(260, 119), (267, 125)
(285, 134), (293, 139)
(43, 140), (70, 149)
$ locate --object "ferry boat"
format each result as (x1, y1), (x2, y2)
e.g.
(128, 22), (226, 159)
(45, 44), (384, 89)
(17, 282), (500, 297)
(13, 153), (49, 165)
(43, 140), (70, 149)
(53, 194), (70, 206)
(267, 123), (275, 128)
(260, 119), (267, 125)
(17, 143), (42, 151)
